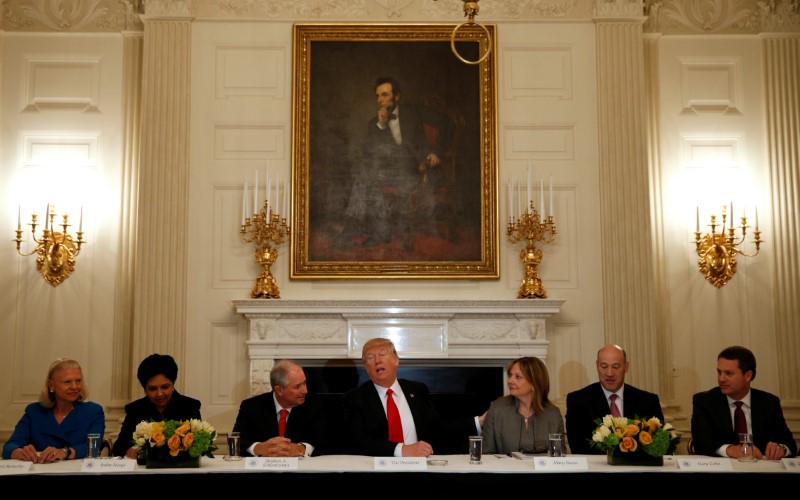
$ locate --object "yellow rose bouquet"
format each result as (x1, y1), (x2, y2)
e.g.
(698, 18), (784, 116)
(590, 415), (680, 460)
(133, 419), (217, 464)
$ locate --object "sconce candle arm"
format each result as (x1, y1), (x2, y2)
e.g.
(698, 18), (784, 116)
(12, 208), (86, 286)
(694, 207), (763, 288)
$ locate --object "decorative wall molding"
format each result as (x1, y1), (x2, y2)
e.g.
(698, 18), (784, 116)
(233, 299), (564, 395)
(2, 1), (795, 34)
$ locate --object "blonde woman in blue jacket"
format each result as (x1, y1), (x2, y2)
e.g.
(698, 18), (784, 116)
(2, 358), (105, 462)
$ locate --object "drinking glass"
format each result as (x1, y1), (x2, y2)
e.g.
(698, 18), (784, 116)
(738, 433), (756, 462)
(225, 431), (242, 461)
(86, 433), (101, 458)
(548, 433), (565, 457)
(468, 435), (483, 464)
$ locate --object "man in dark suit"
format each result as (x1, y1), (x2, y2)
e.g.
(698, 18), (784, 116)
(565, 344), (664, 455)
(340, 76), (449, 249)
(232, 359), (329, 457)
(691, 345), (796, 459)
(341, 337), (483, 457)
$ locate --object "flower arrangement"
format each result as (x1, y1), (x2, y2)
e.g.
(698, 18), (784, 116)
(133, 419), (217, 461)
(590, 415), (680, 457)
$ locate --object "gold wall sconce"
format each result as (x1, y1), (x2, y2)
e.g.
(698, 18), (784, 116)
(694, 203), (762, 288)
(13, 204), (85, 287)
(436, 0), (492, 65)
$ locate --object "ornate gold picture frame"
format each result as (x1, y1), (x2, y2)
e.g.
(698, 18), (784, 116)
(291, 23), (498, 280)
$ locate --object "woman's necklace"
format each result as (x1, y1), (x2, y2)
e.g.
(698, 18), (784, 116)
(519, 405), (534, 430)
(53, 406), (73, 423)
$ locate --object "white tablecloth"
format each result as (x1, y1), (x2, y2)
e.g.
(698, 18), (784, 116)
(0, 454), (793, 475)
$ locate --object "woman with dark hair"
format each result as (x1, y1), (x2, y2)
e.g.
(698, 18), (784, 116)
(481, 356), (564, 455)
(2, 358), (105, 462)
(112, 353), (202, 458)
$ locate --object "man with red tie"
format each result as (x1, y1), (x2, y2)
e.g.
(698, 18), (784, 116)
(691, 346), (796, 459)
(342, 338), (484, 457)
(232, 359), (329, 457)
(565, 344), (664, 455)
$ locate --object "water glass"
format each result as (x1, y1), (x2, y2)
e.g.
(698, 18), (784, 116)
(468, 435), (483, 464)
(225, 431), (242, 461)
(86, 433), (101, 458)
(548, 433), (565, 457)
(738, 433), (756, 462)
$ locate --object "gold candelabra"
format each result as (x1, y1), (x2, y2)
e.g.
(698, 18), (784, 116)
(694, 204), (762, 288)
(506, 203), (556, 299)
(13, 204), (85, 287)
(241, 200), (290, 299)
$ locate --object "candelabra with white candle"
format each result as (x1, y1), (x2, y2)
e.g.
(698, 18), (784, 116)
(694, 203), (762, 288)
(506, 167), (556, 299)
(240, 161), (291, 298)
(13, 203), (86, 287)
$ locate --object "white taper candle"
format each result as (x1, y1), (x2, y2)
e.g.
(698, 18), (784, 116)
(539, 178), (544, 215)
(527, 162), (532, 210)
(254, 170), (259, 214)
(755, 206), (759, 230)
(241, 179), (246, 224)
(267, 175), (271, 214)
(507, 178), (512, 219)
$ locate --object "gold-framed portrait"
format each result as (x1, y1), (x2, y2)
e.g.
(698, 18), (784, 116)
(290, 23), (498, 280)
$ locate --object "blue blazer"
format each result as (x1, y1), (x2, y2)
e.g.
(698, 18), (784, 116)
(691, 386), (797, 457)
(565, 382), (663, 455)
(2, 400), (105, 459)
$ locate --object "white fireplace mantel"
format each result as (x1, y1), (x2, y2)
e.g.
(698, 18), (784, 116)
(232, 299), (565, 395)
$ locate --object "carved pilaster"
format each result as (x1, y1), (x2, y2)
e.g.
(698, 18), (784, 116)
(131, 10), (193, 383)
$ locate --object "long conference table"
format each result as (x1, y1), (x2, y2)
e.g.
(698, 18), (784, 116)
(2, 453), (796, 491)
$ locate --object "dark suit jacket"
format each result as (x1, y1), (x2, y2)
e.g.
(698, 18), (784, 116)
(365, 104), (446, 171)
(112, 391), (201, 456)
(565, 382), (664, 455)
(341, 379), (476, 456)
(232, 391), (330, 457)
(691, 386), (797, 457)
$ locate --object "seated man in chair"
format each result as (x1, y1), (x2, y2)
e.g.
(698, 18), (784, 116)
(339, 76), (456, 251)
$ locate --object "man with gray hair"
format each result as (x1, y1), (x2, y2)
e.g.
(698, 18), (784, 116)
(232, 359), (330, 456)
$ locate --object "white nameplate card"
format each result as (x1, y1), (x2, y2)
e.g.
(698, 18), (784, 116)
(374, 457), (427, 471)
(676, 456), (734, 471)
(782, 457), (800, 471)
(0, 461), (32, 475)
(81, 457), (137, 472)
(245, 457), (299, 470)
(532, 456), (589, 471)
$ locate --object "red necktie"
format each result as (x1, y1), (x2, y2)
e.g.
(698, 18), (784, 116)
(278, 409), (288, 437)
(609, 394), (621, 417)
(733, 401), (747, 434)
(386, 389), (404, 443)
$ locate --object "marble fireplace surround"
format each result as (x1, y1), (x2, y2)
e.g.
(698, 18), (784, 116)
(232, 299), (565, 396)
